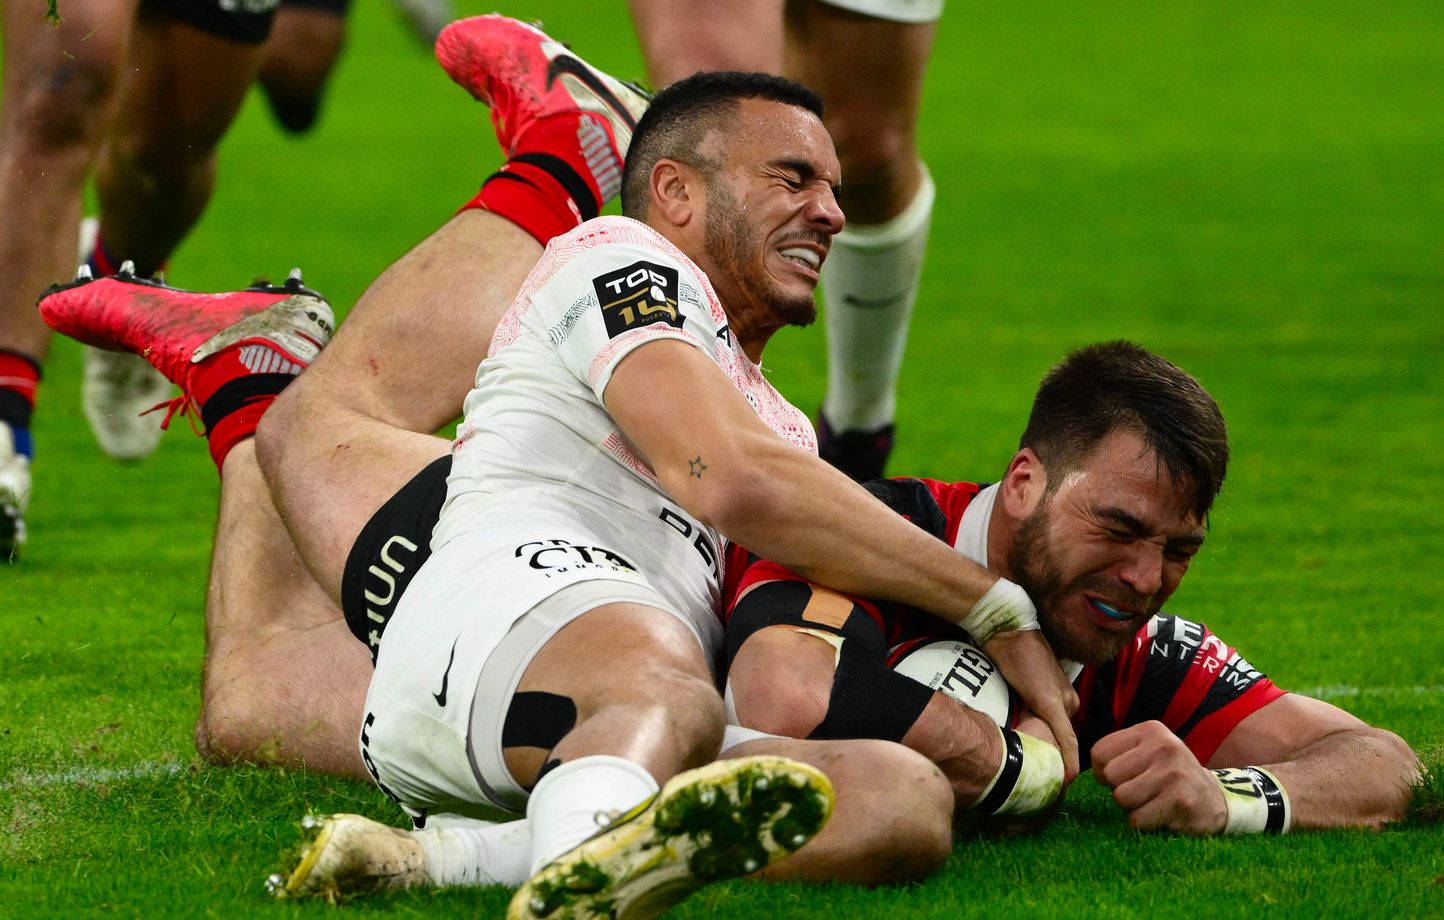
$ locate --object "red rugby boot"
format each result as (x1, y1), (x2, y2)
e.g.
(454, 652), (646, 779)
(39, 265), (333, 470)
(437, 15), (650, 241)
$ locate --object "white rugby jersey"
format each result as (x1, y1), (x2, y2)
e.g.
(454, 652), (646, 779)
(434, 216), (816, 646)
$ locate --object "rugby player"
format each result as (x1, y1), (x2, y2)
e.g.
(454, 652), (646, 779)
(0, 0), (449, 560)
(42, 16), (1075, 916)
(724, 341), (1422, 834)
(630, 0), (943, 482)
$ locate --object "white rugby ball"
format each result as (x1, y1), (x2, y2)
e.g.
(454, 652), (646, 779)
(891, 639), (1018, 728)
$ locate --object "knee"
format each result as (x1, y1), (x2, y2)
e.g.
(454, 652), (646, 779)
(828, 741), (953, 883)
(825, 113), (920, 221)
(4, 41), (124, 158)
(254, 384), (305, 483)
(728, 631), (833, 738)
(650, 667), (727, 764)
(732, 664), (830, 739)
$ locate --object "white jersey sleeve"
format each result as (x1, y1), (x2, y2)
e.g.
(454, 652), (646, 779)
(543, 241), (721, 401)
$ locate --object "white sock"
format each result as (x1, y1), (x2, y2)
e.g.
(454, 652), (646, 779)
(413, 817), (534, 887)
(525, 755), (659, 874)
(821, 165), (936, 432)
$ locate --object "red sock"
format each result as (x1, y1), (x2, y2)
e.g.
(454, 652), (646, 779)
(459, 114), (614, 246)
(181, 344), (305, 473)
(0, 350), (40, 410)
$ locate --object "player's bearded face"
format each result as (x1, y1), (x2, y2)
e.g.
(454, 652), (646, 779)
(1007, 497), (1158, 665)
(703, 176), (819, 328)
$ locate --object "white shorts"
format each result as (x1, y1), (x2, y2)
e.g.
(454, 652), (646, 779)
(359, 520), (709, 824)
(817, 0), (942, 24)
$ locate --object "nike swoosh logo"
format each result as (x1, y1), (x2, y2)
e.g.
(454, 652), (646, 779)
(433, 638), (460, 707)
(843, 292), (909, 310)
(545, 55), (641, 132)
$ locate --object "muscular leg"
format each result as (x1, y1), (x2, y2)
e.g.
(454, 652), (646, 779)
(255, 211), (540, 596)
(626, 0), (784, 86)
(259, 4), (348, 135)
(0, 0), (138, 364)
(724, 735), (952, 884)
(94, 10), (266, 274)
(784, 2), (933, 224)
(786, 1), (938, 478)
(197, 440), (372, 777)
(0, 3), (139, 554)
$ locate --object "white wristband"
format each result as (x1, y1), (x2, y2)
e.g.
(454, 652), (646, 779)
(973, 726), (1065, 816)
(1213, 766), (1292, 834)
(962, 578), (1039, 645)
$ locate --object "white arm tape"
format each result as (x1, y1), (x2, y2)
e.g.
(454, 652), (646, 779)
(973, 726), (1065, 816)
(962, 578), (1039, 644)
(1213, 766), (1292, 834)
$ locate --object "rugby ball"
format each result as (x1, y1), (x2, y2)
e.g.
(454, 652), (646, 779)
(891, 639), (1019, 728)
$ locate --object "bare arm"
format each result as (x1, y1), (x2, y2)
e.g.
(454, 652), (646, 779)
(604, 339), (1079, 770)
(1091, 694), (1420, 834)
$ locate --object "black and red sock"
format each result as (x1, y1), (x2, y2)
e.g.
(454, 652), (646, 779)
(0, 349), (39, 459)
(460, 115), (612, 246)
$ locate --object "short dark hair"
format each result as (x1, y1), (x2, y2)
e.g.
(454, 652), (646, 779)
(1020, 341), (1229, 519)
(620, 71), (824, 217)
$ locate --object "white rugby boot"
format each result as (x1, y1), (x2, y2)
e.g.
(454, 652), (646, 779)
(268, 813), (428, 902)
(0, 421), (29, 561)
(510, 755), (834, 920)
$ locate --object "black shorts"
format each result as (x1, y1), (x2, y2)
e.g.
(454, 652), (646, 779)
(280, 0), (352, 14)
(149, 0), (281, 44)
(340, 455), (451, 663)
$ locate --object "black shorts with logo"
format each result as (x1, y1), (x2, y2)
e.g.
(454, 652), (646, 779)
(340, 455), (451, 663)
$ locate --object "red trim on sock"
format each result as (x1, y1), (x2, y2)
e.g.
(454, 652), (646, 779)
(461, 165), (582, 246)
(89, 229), (166, 277)
(89, 233), (120, 276)
(207, 396), (271, 472)
(512, 115), (608, 205)
(0, 351), (40, 406)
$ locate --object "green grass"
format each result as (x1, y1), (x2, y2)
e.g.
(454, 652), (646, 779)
(4, 0), (1443, 917)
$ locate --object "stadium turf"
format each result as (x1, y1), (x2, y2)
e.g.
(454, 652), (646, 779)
(3, 1), (1441, 917)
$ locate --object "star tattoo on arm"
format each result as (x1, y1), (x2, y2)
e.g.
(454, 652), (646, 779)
(689, 456), (707, 479)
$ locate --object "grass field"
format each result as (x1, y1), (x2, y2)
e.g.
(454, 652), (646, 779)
(3, 1), (1443, 917)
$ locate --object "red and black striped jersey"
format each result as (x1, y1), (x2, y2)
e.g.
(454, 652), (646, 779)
(722, 476), (1284, 769)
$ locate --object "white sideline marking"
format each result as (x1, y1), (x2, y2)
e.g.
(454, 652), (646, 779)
(1, 760), (182, 792)
(1298, 684), (1444, 702)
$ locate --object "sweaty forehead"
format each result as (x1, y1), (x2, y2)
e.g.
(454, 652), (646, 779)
(1061, 430), (1202, 531)
(724, 99), (838, 173)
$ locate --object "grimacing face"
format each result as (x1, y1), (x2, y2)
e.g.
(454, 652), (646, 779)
(700, 99), (843, 328)
(1006, 429), (1207, 665)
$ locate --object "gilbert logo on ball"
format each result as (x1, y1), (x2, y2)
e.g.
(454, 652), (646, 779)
(891, 639), (1018, 727)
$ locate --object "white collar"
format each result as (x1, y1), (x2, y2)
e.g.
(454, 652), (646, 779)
(953, 482), (998, 567)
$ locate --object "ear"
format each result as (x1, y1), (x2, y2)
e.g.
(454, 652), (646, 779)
(1000, 448), (1048, 520)
(650, 159), (699, 229)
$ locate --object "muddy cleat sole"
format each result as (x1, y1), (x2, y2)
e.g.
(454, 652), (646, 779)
(39, 268), (333, 390)
(267, 813), (428, 902)
(509, 755), (834, 920)
(435, 15), (649, 202)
